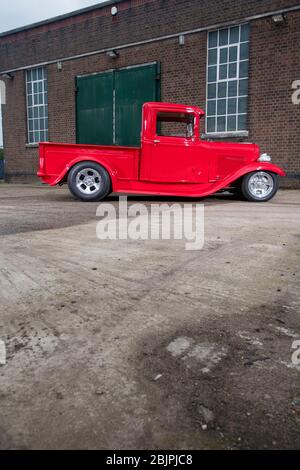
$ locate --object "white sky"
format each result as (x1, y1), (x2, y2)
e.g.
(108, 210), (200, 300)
(0, 0), (108, 33)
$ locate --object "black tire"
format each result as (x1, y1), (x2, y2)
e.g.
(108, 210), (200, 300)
(67, 161), (111, 202)
(241, 171), (279, 202)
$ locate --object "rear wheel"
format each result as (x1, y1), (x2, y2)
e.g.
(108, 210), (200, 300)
(241, 171), (278, 202)
(68, 162), (111, 202)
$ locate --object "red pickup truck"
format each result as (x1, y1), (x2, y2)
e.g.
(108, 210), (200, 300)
(38, 102), (285, 202)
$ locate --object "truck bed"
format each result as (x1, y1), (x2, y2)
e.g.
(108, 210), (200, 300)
(38, 142), (141, 186)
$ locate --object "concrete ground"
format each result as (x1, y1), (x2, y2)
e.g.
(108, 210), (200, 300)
(0, 184), (299, 450)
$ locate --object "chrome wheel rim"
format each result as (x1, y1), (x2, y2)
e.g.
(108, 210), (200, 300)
(76, 168), (102, 195)
(248, 172), (274, 199)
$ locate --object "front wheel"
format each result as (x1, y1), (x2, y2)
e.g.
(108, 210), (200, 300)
(67, 162), (111, 202)
(241, 171), (279, 202)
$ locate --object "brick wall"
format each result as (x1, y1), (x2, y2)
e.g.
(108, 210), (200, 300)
(0, 0), (299, 186)
(0, 0), (297, 71)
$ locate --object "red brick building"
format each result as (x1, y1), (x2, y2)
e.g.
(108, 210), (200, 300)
(0, 0), (299, 186)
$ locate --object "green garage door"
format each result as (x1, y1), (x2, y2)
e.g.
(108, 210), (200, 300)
(76, 63), (160, 147)
(76, 71), (114, 145)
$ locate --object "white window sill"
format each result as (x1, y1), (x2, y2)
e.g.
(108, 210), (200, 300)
(25, 143), (39, 148)
(202, 131), (249, 139)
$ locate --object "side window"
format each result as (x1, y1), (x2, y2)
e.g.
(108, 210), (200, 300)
(156, 112), (195, 138)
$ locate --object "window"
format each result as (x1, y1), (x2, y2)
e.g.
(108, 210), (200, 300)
(206, 24), (249, 134)
(26, 67), (49, 144)
(0, 80), (4, 148)
(156, 112), (195, 138)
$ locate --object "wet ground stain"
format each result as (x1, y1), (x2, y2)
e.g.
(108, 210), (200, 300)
(133, 303), (300, 449)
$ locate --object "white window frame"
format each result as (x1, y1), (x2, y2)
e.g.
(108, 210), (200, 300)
(206, 24), (249, 136)
(26, 67), (49, 144)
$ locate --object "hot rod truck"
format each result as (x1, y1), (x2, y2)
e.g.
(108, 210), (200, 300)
(38, 102), (285, 202)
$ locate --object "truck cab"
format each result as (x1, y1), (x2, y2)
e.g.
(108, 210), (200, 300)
(140, 102), (209, 183)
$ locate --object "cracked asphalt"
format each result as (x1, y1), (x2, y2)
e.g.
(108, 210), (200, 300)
(0, 185), (299, 449)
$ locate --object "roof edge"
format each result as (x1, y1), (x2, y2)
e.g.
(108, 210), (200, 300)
(0, 0), (125, 38)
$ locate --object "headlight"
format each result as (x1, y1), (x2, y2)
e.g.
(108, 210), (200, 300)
(258, 153), (272, 162)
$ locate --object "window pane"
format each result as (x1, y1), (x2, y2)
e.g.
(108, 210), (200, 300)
(238, 97), (247, 114)
(240, 60), (249, 78)
(217, 116), (226, 132)
(207, 117), (216, 133)
(207, 100), (216, 116)
(241, 24), (249, 42)
(219, 64), (227, 80)
(238, 114), (247, 130)
(217, 99), (226, 115)
(219, 29), (228, 46)
(218, 82), (227, 98)
(239, 79), (248, 96)
(208, 48), (217, 65)
(228, 62), (237, 79)
(229, 26), (239, 44)
(228, 80), (238, 97)
(227, 115), (237, 131)
(208, 83), (217, 99)
(240, 42), (249, 60)
(208, 66), (217, 82)
(209, 31), (218, 48)
(229, 46), (238, 62)
(220, 48), (228, 64)
(228, 98), (237, 114)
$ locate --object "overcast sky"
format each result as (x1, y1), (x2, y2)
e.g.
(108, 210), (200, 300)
(0, 0), (108, 33)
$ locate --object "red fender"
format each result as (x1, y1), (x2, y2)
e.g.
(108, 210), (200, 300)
(47, 156), (118, 188)
(220, 162), (286, 190)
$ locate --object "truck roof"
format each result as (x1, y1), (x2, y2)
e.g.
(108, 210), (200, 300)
(144, 102), (205, 116)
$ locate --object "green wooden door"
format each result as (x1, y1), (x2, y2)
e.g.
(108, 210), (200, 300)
(76, 72), (114, 145)
(115, 63), (160, 147)
(76, 63), (160, 147)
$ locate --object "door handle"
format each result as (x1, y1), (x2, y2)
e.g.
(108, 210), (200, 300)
(153, 139), (160, 144)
